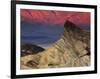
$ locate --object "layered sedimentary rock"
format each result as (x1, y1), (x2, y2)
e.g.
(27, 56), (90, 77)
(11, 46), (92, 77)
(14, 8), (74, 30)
(21, 20), (90, 69)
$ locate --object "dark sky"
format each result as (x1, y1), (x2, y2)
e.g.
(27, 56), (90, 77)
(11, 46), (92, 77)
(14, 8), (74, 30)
(21, 9), (90, 48)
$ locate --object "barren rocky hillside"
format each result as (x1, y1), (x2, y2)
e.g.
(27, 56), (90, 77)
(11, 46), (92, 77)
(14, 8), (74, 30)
(21, 20), (90, 69)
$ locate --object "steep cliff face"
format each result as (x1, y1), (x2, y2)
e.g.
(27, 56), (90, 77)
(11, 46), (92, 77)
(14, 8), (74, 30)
(55, 20), (90, 58)
(21, 20), (90, 69)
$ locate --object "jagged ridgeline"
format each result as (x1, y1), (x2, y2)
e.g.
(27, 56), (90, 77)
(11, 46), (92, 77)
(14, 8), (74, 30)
(21, 20), (90, 69)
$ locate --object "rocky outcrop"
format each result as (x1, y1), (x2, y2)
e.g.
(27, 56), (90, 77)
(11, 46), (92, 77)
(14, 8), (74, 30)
(21, 20), (90, 69)
(55, 20), (90, 58)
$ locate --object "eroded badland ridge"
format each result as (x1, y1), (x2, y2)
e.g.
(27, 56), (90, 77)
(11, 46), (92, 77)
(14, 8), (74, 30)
(21, 20), (90, 69)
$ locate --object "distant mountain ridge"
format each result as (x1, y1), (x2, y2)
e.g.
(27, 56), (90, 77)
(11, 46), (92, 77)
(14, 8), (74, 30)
(21, 44), (45, 57)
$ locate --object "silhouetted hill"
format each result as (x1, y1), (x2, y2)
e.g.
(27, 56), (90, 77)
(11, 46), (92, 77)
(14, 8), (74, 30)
(21, 44), (45, 57)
